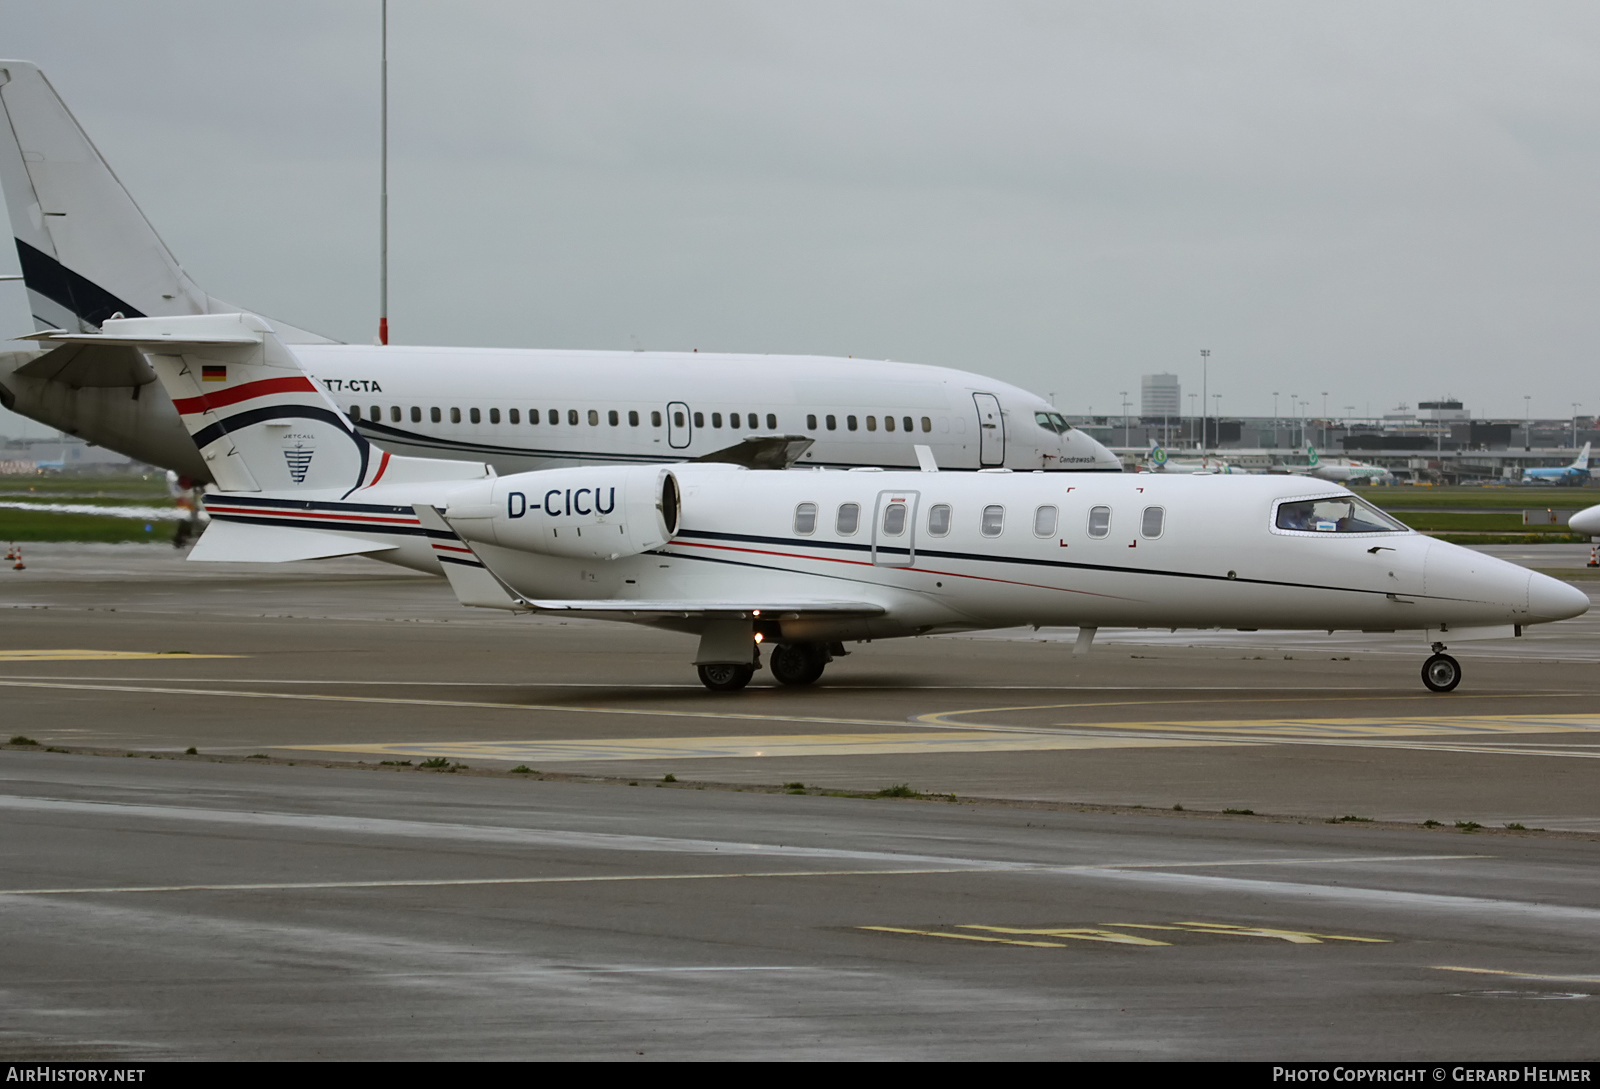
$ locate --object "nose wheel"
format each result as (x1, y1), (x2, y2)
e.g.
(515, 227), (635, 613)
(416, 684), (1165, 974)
(1421, 645), (1461, 693)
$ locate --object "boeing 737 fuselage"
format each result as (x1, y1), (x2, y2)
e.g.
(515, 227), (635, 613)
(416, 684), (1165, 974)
(0, 61), (1119, 480)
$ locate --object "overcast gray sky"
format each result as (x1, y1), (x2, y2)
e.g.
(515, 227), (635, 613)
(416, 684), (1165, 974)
(3, 0), (1598, 437)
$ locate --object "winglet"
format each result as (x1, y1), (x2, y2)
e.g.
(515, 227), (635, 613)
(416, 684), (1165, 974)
(413, 505), (528, 611)
(914, 444), (939, 473)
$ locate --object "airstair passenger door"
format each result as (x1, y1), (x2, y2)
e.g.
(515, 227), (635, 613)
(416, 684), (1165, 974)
(872, 490), (919, 567)
(974, 393), (1005, 466)
(667, 401), (691, 449)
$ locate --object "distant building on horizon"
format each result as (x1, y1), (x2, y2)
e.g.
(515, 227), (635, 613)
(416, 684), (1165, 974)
(1141, 373), (1181, 419)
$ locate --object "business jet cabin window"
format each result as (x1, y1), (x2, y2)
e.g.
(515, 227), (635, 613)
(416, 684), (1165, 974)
(837, 503), (860, 535)
(1142, 507), (1165, 538)
(981, 505), (1005, 537)
(1034, 505), (1058, 537)
(927, 504), (951, 536)
(1087, 506), (1111, 538)
(794, 503), (817, 535)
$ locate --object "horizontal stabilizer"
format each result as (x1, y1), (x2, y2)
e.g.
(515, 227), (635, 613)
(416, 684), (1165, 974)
(188, 519), (396, 563)
(413, 505), (528, 611)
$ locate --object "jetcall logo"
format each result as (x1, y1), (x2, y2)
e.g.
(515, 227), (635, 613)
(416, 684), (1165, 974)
(284, 442), (315, 484)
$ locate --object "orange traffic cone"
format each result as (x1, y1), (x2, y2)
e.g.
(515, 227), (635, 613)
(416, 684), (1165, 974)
(1588, 544), (1598, 569)
(11, 545), (23, 571)
(3, 543), (13, 561)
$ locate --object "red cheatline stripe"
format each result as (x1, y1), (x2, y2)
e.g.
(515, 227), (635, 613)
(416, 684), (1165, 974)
(205, 505), (419, 526)
(430, 543), (475, 554)
(366, 451), (393, 487)
(171, 376), (319, 415)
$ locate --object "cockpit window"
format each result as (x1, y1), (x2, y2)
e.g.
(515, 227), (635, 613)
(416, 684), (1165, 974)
(1274, 496), (1409, 535)
(1034, 411), (1073, 434)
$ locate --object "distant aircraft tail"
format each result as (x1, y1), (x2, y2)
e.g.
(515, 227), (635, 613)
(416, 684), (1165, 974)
(1148, 440), (1168, 467)
(0, 61), (328, 344)
(1572, 442), (1591, 471)
(1306, 445), (1320, 468)
(28, 313), (482, 496)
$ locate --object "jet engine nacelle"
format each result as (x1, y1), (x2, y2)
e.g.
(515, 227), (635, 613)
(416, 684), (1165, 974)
(444, 465), (680, 561)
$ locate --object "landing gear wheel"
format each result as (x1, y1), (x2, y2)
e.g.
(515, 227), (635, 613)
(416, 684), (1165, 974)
(769, 642), (827, 686)
(697, 663), (755, 691)
(1421, 652), (1461, 693)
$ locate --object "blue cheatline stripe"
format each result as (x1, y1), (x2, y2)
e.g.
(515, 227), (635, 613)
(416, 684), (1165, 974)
(205, 494), (412, 515)
(207, 513), (427, 539)
(673, 527), (1428, 600)
(15, 238), (145, 328)
(189, 405), (370, 499)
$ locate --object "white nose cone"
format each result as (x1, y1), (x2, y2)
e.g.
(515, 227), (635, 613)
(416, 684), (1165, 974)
(1528, 570), (1591, 622)
(1568, 503), (1600, 537)
(1061, 429), (1124, 472)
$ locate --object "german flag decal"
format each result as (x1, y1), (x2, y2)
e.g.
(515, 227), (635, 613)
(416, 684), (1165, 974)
(201, 365), (226, 382)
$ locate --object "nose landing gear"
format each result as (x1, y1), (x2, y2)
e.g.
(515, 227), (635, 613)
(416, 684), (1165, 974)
(1421, 643), (1461, 693)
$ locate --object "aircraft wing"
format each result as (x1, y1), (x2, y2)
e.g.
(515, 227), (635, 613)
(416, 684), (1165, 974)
(692, 434), (815, 469)
(518, 599), (886, 620)
(413, 504), (883, 617)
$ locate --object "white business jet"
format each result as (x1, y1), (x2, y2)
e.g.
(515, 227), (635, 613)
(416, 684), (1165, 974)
(32, 313), (1589, 694)
(0, 61), (1118, 480)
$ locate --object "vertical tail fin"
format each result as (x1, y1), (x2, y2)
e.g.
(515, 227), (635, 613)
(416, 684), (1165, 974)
(0, 61), (330, 344)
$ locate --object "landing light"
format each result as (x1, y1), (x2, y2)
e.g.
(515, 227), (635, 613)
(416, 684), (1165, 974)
(754, 633), (764, 643)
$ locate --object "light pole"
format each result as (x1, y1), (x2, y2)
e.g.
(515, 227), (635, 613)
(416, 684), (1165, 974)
(1200, 349), (1210, 453)
(1188, 394), (1198, 447)
(1573, 403), (1583, 450)
(1524, 395), (1532, 452)
(1272, 391), (1280, 445)
(1321, 391), (1330, 448)
(1121, 391), (1130, 447)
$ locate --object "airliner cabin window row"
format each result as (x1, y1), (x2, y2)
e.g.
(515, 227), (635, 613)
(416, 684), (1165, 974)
(981, 505), (1004, 537)
(794, 503), (817, 535)
(1274, 497), (1407, 534)
(837, 503), (860, 535)
(928, 504), (951, 536)
(1034, 505), (1058, 537)
(1088, 506), (1111, 538)
(1142, 507), (1165, 538)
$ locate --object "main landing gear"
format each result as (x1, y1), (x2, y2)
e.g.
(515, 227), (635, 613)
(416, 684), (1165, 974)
(1421, 642), (1461, 693)
(696, 641), (840, 691)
